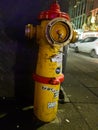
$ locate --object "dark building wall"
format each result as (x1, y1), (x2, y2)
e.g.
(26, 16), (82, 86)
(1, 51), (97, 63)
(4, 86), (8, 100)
(93, 0), (98, 9)
(0, 0), (69, 41)
(0, 0), (69, 104)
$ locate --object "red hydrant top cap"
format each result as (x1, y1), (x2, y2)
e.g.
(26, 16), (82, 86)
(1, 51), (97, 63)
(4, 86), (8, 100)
(38, 2), (70, 21)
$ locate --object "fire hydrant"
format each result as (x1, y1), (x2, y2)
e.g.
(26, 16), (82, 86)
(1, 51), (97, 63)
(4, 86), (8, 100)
(25, 1), (78, 122)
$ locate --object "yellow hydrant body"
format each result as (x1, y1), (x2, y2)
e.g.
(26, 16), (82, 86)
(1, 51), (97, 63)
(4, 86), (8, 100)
(33, 20), (64, 122)
(25, 2), (78, 122)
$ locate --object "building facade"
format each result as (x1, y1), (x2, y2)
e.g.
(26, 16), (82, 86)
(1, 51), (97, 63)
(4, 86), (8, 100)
(68, 0), (98, 31)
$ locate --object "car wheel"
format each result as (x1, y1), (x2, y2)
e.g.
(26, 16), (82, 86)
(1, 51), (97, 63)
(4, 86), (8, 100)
(90, 50), (98, 58)
(75, 47), (79, 53)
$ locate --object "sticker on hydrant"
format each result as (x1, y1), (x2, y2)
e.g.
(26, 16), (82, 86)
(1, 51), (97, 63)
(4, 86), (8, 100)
(48, 101), (57, 108)
(42, 86), (59, 98)
(54, 91), (59, 98)
(51, 53), (62, 63)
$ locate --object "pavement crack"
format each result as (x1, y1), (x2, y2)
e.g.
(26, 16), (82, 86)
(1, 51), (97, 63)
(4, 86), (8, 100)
(80, 82), (98, 98)
(71, 101), (92, 130)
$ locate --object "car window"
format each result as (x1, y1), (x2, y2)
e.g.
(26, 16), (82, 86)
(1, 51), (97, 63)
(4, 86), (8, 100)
(88, 37), (97, 42)
(80, 37), (98, 43)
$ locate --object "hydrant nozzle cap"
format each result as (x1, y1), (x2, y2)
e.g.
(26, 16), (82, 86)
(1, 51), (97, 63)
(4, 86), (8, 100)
(38, 2), (70, 21)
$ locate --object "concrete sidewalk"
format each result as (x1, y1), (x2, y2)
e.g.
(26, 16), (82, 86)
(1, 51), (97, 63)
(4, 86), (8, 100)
(37, 49), (98, 130)
(0, 49), (98, 130)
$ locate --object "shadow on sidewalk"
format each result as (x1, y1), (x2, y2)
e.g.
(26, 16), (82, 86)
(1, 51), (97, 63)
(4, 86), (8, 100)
(0, 99), (47, 130)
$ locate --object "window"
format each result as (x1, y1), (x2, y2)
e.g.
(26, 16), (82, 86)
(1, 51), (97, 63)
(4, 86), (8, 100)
(81, 37), (97, 43)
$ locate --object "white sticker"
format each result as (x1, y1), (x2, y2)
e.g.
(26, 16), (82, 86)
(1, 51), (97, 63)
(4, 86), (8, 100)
(42, 86), (59, 98)
(54, 91), (59, 98)
(48, 102), (57, 108)
(51, 53), (62, 63)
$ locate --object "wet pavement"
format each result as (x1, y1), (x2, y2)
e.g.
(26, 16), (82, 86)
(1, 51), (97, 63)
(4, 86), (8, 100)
(0, 48), (98, 130)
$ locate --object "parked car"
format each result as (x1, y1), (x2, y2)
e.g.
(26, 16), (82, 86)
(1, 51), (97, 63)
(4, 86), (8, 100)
(74, 37), (98, 58)
(69, 39), (82, 48)
(69, 43), (76, 48)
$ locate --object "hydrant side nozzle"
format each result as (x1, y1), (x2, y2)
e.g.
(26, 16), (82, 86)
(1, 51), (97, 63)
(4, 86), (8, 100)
(25, 24), (36, 39)
(70, 30), (79, 43)
(45, 17), (74, 46)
